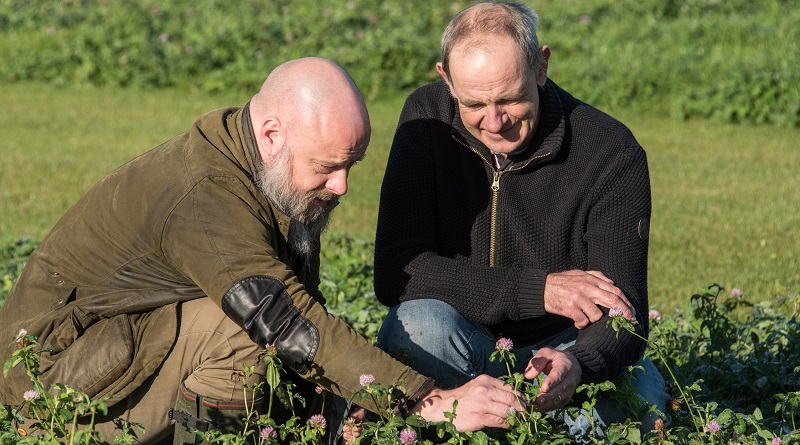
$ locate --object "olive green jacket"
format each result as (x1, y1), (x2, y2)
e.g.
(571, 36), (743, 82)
(0, 106), (432, 412)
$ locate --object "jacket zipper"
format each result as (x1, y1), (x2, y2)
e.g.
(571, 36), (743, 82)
(454, 135), (551, 267)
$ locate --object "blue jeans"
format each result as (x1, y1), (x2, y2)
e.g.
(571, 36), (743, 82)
(377, 299), (669, 436)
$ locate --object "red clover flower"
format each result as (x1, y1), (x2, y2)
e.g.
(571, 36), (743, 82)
(23, 390), (39, 401)
(496, 337), (513, 352)
(608, 307), (624, 318)
(648, 309), (661, 321)
(772, 438), (782, 445)
(308, 414), (327, 431)
(705, 420), (720, 433)
(359, 373), (375, 387)
(260, 426), (277, 441)
(399, 428), (417, 445)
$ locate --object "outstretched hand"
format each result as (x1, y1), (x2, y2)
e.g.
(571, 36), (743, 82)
(544, 270), (635, 328)
(411, 374), (526, 431)
(524, 347), (582, 411)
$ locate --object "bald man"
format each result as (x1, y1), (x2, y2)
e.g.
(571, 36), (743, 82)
(0, 58), (524, 444)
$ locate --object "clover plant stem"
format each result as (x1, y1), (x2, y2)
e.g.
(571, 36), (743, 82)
(623, 324), (703, 434)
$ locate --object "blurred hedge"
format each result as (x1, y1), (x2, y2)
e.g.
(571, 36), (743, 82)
(1, 0), (797, 126)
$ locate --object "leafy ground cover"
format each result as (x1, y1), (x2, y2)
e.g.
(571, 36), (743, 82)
(2, 234), (799, 443)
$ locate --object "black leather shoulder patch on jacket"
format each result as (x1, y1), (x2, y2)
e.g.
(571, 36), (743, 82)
(221, 275), (319, 374)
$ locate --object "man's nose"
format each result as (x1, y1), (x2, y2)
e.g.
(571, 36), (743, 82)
(326, 169), (348, 196)
(484, 105), (505, 133)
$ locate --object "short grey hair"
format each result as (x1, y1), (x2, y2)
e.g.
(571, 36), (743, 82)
(440, 2), (545, 78)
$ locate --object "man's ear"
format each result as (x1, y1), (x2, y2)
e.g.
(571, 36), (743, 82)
(436, 62), (458, 98)
(257, 117), (284, 160)
(536, 45), (551, 86)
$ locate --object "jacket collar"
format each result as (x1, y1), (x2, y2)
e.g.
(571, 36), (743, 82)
(450, 78), (566, 167)
(240, 102), (261, 178)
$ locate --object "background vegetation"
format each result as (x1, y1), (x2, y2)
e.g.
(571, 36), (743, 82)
(0, 0), (797, 126)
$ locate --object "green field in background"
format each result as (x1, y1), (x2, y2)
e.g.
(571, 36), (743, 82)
(1, 82), (798, 312)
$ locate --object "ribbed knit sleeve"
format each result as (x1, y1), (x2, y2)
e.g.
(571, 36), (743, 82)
(564, 124), (651, 382)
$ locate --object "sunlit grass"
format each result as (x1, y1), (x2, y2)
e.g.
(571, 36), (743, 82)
(1, 82), (797, 313)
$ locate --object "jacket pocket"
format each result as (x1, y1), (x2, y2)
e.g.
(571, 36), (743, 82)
(40, 313), (134, 400)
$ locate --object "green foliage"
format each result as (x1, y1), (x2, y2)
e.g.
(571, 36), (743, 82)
(0, 0), (450, 99)
(535, 0), (800, 127)
(647, 285), (800, 434)
(321, 234), (387, 341)
(0, 237), (36, 306)
(0, 0), (797, 126)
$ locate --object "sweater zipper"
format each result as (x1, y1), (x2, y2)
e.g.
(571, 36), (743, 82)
(489, 170), (500, 266)
(454, 135), (551, 267)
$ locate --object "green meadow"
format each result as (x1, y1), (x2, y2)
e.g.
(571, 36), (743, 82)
(1, 82), (798, 313)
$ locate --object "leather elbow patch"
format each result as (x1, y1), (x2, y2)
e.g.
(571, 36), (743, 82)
(221, 275), (319, 374)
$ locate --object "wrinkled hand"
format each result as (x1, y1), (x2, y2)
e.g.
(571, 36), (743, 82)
(524, 347), (581, 411)
(411, 374), (525, 431)
(544, 270), (635, 328)
(342, 406), (366, 444)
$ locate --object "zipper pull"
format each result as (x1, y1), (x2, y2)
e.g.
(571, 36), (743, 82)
(491, 170), (500, 192)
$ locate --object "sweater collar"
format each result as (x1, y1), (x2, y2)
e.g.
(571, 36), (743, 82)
(451, 78), (566, 167)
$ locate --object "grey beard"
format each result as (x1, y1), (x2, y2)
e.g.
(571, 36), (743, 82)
(254, 147), (335, 258)
(287, 218), (317, 258)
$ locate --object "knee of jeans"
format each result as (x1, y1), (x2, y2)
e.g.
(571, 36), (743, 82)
(631, 358), (669, 410)
(378, 299), (469, 354)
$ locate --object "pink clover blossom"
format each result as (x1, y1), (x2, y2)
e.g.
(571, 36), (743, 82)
(399, 428), (417, 445)
(308, 414), (327, 430)
(260, 426), (277, 440)
(359, 373), (375, 387)
(23, 390), (39, 401)
(496, 337), (513, 352)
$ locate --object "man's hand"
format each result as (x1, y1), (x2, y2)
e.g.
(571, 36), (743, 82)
(524, 347), (581, 411)
(410, 375), (525, 431)
(342, 406), (366, 444)
(544, 270), (635, 328)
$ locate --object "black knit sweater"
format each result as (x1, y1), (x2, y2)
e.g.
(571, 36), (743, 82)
(374, 79), (651, 383)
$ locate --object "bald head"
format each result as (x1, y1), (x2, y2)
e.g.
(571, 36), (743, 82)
(249, 58), (371, 236)
(250, 57), (371, 158)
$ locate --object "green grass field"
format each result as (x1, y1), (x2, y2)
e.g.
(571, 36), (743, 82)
(1, 82), (798, 313)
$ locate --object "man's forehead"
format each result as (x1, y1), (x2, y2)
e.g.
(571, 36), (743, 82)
(315, 144), (366, 165)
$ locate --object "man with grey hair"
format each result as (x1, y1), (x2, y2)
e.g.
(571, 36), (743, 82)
(375, 1), (669, 437)
(0, 57), (526, 444)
